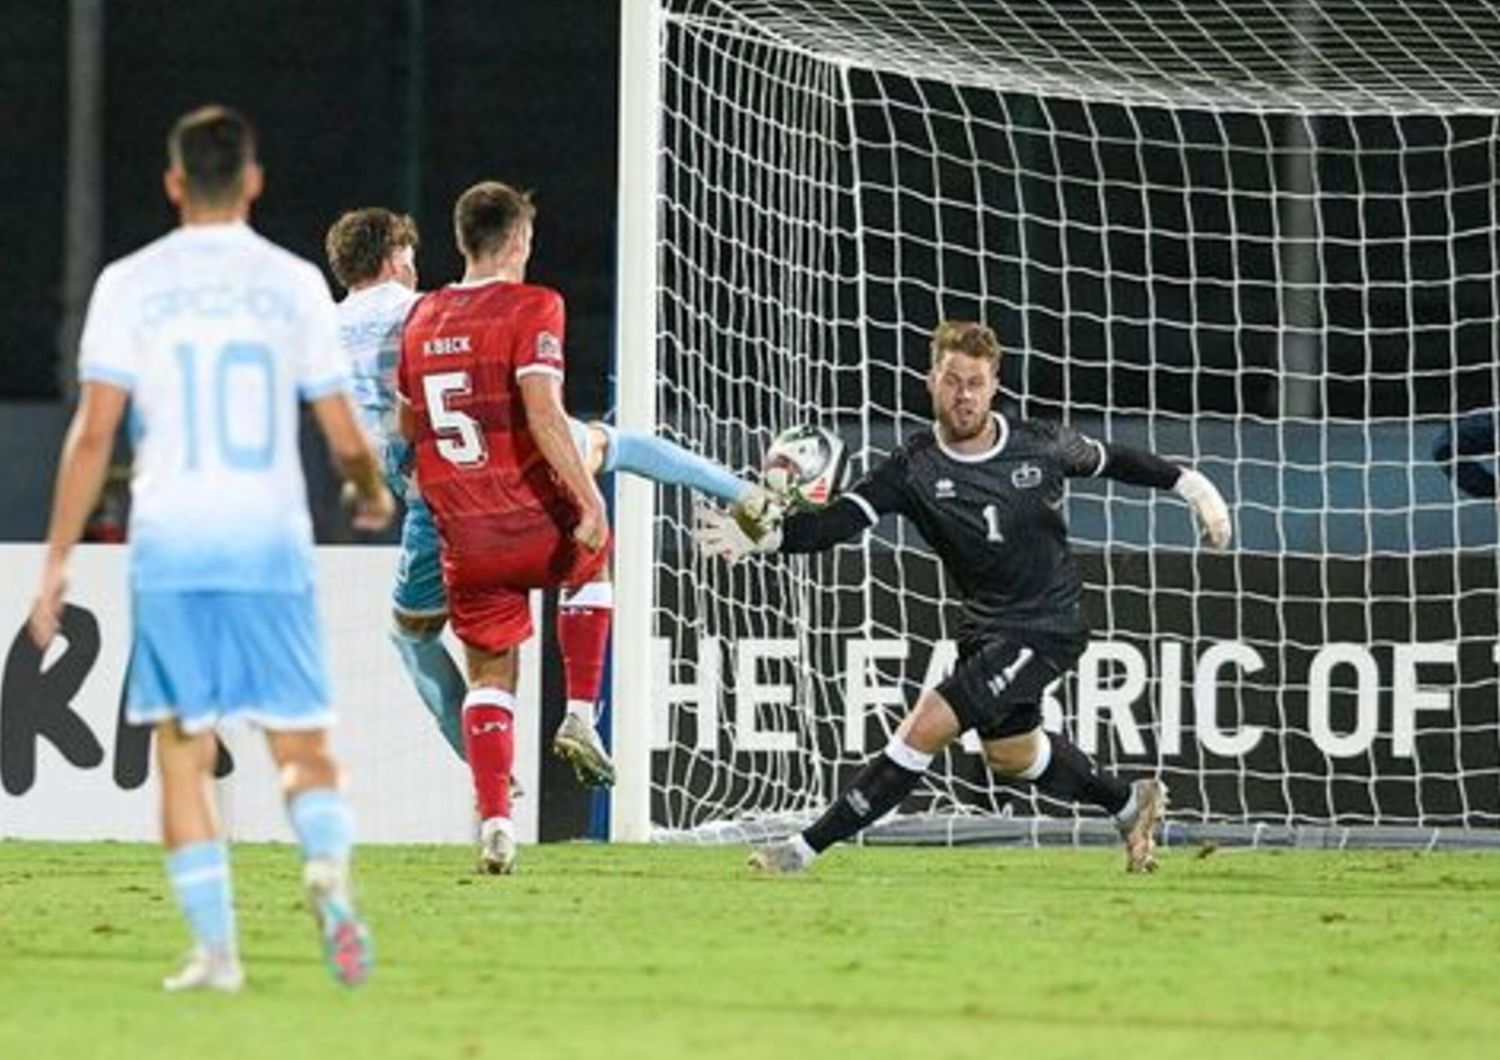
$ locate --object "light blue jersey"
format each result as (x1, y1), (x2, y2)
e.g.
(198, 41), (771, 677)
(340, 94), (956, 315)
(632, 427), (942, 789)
(77, 221), (348, 726)
(79, 222), (349, 593)
(335, 281), (420, 496)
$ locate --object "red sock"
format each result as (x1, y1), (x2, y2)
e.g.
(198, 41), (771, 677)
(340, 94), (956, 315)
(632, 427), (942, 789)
(462, 690), (515, 820)
(558, 582), (613, 707)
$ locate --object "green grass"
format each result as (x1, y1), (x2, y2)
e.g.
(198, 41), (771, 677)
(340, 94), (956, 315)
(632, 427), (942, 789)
(1, 842), (1497, 1059)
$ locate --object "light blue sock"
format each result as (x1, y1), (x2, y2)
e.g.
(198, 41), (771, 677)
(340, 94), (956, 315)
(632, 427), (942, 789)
(389, 627), (467, 759)
(288, 789), (354, 865)
(166, 841), (236, 956)
(603, 426), (750, 504)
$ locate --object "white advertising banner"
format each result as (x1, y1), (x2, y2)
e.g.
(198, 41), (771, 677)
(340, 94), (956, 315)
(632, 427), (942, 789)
(0, 544), (540, 844)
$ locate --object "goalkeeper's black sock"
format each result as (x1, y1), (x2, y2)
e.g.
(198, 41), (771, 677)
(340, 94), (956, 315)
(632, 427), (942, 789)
(801, 743), (927, 854)
(1029, 731), (1131, 816)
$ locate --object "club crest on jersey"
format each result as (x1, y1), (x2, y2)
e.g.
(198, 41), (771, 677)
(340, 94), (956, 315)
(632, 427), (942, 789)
(934, 477), (956, 500)
(535, 330), (562, 365)
(1012, 462), (1043, 490)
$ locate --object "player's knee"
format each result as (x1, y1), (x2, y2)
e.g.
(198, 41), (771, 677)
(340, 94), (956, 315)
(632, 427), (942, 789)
(984, 728), (1047, 778)
(896, 690), (962, 755)
(392, 608), (446, 641)
(269, 731), (341, 795)
(278, 750), (341, 796)
(465, 645), (520, 689)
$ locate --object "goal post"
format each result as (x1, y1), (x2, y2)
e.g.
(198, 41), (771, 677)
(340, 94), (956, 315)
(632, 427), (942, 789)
(615, 0), (1500, 845)
(610, 0), (664, 841)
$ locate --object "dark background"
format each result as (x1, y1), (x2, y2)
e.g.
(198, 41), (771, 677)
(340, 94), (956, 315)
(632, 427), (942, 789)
(0, 0), (621, 414)
(0, 0), (622, 840)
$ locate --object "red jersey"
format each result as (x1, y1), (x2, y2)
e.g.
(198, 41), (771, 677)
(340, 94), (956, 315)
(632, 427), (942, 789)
(398, 279), (575, 552)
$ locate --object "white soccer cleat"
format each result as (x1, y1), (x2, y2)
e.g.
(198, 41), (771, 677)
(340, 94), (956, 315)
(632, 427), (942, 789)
(1117, 779), (1168, 874)
(747, 839), (813, 875)
(552, 712), (617, 788)
(478, 816), (518, 875)
(162, 947), (244, 994)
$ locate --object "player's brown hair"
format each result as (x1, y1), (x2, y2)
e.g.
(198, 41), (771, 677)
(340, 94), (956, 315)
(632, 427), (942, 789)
(168, 105), (257, 207)
(930, 320), (1001, 370)
(325, 208), (420, 291)
(454, 181), (536, 260)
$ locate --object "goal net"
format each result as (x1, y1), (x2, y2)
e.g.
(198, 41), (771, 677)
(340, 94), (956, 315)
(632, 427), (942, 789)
(638, 0), (1500, 845)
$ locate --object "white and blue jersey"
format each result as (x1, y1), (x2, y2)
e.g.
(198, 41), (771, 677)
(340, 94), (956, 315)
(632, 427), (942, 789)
(335, 280), (420, 496)
(331, 280), (448, 617)
(77, 221), (348, 729)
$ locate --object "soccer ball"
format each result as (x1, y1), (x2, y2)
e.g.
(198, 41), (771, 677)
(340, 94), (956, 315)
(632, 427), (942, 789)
(762, 424), (850, 509)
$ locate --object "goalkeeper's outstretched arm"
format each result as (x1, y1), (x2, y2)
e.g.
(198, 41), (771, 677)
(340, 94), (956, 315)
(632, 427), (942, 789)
(695, 450), (908, 563)
(1072, 431), (1231, 550)
(1044, 419), (1230, 548)
(694, 494), (879, 563)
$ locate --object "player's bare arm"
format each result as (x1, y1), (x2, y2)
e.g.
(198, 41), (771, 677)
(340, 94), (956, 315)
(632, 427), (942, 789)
(519, 374), (607, 551)
(312, 392), (395, 532)
(29, 380), (130, 648)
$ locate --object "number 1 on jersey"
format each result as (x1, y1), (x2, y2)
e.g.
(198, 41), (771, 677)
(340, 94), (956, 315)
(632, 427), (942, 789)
(423, 370), (488, 467)
(983, 503), (1004, 543)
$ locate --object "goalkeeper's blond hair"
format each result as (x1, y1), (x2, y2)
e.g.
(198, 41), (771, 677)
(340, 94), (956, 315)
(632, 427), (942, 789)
(930, 320), (1001, 370)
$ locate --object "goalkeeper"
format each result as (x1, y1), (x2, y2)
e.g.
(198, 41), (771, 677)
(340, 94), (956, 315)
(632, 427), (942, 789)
(696, 321), (1232, 873)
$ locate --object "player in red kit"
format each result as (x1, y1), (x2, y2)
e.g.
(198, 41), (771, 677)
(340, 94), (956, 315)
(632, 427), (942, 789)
(398, 181), (610, 874)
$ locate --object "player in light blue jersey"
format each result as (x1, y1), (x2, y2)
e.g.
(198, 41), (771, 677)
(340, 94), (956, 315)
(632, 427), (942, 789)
(325, 207), (770, 786)
(29, 106), (394, 993)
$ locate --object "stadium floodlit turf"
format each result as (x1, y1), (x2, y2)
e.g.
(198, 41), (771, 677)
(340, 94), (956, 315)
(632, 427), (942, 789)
(1, 841), (1496, 1059)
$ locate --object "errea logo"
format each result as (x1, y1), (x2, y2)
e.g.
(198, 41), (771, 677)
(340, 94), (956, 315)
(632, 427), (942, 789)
(934, 477), (956, 499)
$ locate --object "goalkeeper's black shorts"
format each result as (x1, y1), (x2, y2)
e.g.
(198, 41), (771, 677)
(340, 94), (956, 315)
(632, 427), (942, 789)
(937, 630), (1086, 740)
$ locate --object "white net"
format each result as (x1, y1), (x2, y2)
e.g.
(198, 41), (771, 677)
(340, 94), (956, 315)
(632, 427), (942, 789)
(648, 0), (1500, 843)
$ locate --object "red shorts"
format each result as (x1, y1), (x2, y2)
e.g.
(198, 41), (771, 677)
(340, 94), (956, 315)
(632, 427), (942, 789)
(442, 513), (611, 654)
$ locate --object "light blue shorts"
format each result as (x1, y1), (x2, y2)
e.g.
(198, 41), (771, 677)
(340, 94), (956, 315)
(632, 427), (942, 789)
(391, 495), (448, 618)
(126, 590), (332, 732)
(390, 419), (596, 619)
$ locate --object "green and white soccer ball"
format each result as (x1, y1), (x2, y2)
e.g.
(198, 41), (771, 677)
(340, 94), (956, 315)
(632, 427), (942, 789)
(762, 424), (851, 509)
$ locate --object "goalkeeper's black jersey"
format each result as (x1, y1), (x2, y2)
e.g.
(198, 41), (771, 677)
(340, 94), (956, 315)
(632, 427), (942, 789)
(784, 413), (1109, 639)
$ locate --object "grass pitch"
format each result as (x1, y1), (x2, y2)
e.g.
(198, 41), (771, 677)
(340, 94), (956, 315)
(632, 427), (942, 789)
(1, 841), (1496, 1060)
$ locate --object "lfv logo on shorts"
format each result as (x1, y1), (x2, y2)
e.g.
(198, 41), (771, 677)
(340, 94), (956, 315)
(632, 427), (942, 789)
(1011, 462), (1043, 490)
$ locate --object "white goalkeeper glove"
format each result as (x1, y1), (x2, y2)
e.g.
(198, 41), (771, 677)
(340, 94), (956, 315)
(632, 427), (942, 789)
(694, 503), (783, 564)
(735, 483), (787, 527)
(1174, 469), (1232, 550)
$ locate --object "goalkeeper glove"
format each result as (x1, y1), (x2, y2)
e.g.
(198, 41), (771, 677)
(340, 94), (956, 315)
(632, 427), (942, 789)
(734, 483), (786, 527)
(1174, 469), (1232, 550)
(695, 503), (783, 564)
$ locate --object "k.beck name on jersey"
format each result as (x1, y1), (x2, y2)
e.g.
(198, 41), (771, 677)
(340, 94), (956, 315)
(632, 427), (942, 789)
(397, 278), (570, 541)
